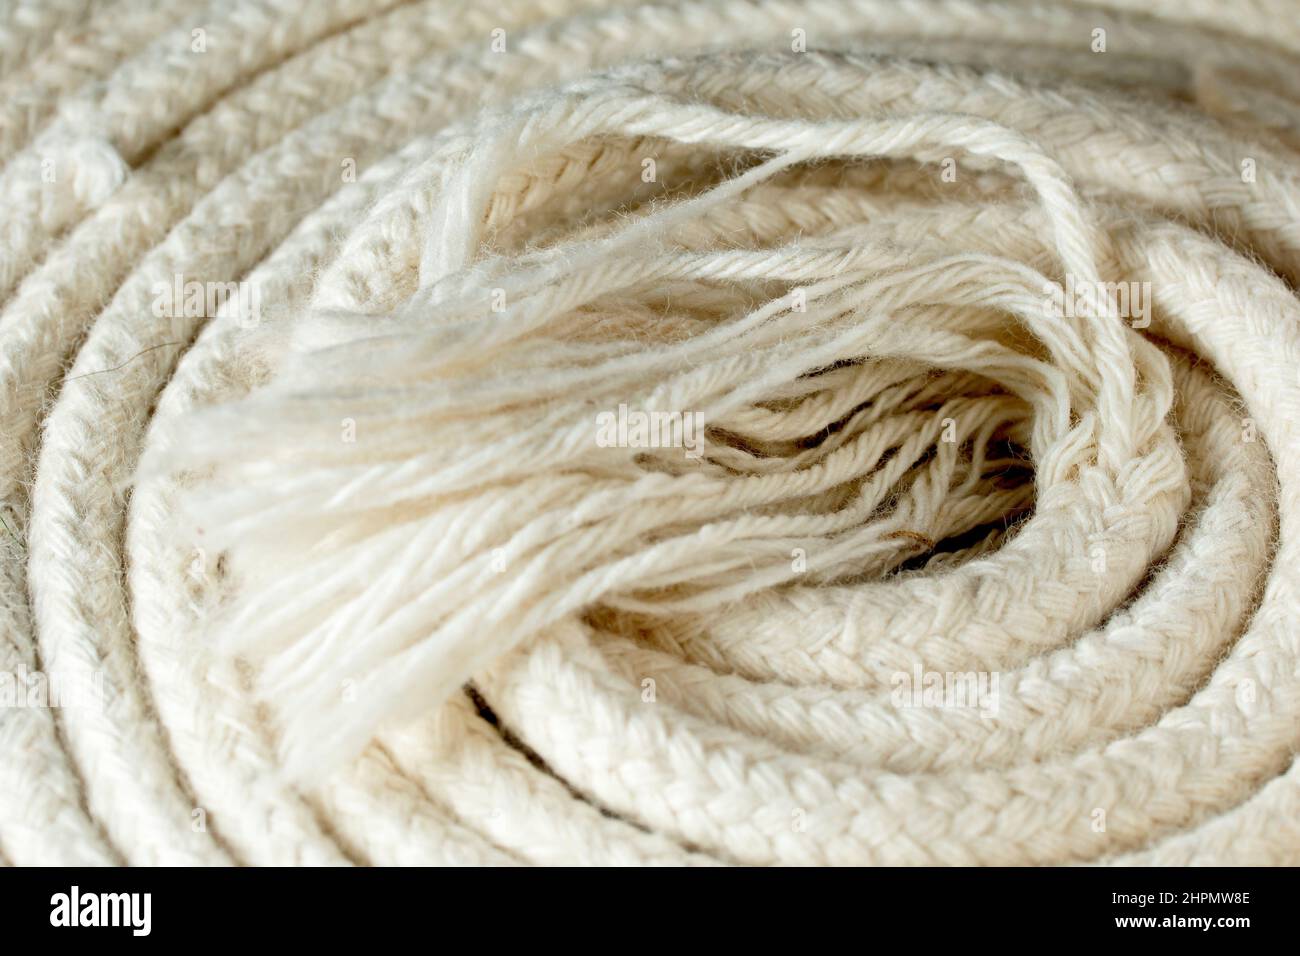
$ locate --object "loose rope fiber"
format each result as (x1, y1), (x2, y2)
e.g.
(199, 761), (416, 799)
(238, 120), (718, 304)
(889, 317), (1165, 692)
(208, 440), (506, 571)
(3, 0), (1300, 867)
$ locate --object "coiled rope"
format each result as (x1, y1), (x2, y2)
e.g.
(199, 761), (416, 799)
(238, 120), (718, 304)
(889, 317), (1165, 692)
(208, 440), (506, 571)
(3, 0), (1300, 865)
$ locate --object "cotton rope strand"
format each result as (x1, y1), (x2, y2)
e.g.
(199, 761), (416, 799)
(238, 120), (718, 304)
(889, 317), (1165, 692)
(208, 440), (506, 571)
(2, 0), (1300, 867)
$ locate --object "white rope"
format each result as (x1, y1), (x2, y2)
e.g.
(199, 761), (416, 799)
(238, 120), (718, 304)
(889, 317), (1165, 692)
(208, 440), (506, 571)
(3, 0), (1300, 865)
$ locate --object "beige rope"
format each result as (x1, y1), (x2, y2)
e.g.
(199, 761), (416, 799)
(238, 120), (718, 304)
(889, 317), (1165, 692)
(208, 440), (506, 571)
(3, 0), (1300, 865)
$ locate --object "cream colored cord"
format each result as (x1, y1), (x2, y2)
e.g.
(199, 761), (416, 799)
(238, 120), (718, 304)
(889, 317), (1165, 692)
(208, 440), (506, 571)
(3, 0), (1300, 865)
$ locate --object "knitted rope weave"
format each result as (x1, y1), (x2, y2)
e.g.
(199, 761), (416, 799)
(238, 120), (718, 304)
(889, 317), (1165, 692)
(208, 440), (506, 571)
(2, 0), (1300, 866)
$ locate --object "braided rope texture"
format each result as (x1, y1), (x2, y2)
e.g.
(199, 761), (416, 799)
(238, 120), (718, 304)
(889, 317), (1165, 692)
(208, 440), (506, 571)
(2, 0), (1300, 867)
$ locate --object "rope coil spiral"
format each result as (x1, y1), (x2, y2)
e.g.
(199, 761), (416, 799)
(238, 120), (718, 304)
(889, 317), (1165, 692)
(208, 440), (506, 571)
(3, 0), (1300, 865)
